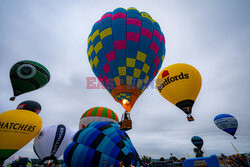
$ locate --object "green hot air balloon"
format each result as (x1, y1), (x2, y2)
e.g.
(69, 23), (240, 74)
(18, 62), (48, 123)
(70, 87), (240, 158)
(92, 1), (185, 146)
(9, 60), (50, 101)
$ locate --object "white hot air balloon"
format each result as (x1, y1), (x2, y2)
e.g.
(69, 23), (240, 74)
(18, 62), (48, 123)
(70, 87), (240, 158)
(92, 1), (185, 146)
(33, 124), (75, 164)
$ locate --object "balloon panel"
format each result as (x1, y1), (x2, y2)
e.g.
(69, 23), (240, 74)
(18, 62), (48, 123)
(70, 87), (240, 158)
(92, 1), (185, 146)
(33, 124), (74, 161)
(10, 60), (50, 97)
(214, 114), (238, 135)
(0, 110), (42, 162)
(156, 63), (202, 105)
(87, 7), (166, 111)
(64, 121), (141, 167)
(79, 107), (119, 129)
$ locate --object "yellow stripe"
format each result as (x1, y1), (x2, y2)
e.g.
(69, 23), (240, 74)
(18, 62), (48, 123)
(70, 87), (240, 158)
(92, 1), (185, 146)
(133, 68), (141, 78)
(87, 45), (94, 56)
(100, 28), (112, 40)
(136, 79), (143, 89)
(90, 59), (93, 69)
(92, 29), (100, 41)
(93, 56), (99, 67)
(94, 41), (103, 54)
(136, 51), (147, 62)
(126, 58), (136, 67)
(87, 36), (92, 45)
(126, 76), (133, 85)
(118, 67), (126, 76)
(114, 76), (121, 86)
(144, 75), (149, 84)
(142, 64), (150, 73)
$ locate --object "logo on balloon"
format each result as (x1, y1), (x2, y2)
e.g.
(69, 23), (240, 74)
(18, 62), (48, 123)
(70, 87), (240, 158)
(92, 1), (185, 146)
(162, 70), (169, 78)
(17, 64), (36, 79)
(157, 72), (189, 92)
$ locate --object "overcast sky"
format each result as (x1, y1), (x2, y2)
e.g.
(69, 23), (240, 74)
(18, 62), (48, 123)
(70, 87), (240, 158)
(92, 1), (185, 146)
(0, 0), (250, 160)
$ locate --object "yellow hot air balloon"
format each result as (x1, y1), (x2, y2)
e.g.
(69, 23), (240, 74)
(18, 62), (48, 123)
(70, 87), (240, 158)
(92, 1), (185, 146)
(0, 110), (42, 163)
(156, 63), (202, 121)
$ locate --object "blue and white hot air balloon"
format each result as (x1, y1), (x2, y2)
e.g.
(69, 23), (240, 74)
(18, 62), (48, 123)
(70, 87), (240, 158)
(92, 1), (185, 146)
(214, 114), (238, 139)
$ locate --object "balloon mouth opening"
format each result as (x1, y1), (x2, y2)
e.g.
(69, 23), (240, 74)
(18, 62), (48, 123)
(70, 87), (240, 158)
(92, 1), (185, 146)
(122, 99), (132, 112)
(111, 85), (142, 112)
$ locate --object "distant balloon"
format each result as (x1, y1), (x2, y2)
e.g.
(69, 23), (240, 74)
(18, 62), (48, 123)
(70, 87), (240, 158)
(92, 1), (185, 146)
(33, 124), (75, 164)
(87, 7), (166, 112)
(191, 136), (203, 150)
(9, 60), (50, 101)
(64, 121), (141, 167)
(17, 100), (41, 114)
(156, 63), (202, 121)
(79, 106), (119, 129)
(0, 110), (42, 163)
(214, 114), (238, 139)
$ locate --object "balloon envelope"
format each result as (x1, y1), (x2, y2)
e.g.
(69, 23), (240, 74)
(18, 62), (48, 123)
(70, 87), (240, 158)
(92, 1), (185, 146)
(79, 106), (119, 129)
(214, 114), (238, 138)
(0, 110), (42, 163)
(87, 7), (166, 112)
(191, 136), (203, 149)
(9, 60), (50, 100)
(156, 63), (202, 120)
(17, 100), (41, 114)
(33, 124), (74, 164)
(64, 121), (141, 167)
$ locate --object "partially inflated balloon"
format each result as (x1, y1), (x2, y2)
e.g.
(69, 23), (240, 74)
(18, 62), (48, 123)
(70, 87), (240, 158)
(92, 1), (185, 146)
(9, 60), (50, 101)
(33, 124), (75, 164)
(64, 121), (141, 167)
(87, 7), (166, 112)
(156, 63), (202, 121)
(8, 158), (32, 167)
(191, 136), (203, 150)
(0, 110), (42, 163)
(79, 107), (119, 129)
(17, 100), (41, 114)
(214, 114), (238, 139)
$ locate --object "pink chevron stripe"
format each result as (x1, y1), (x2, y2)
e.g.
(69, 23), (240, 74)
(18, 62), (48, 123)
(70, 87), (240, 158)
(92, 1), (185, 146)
(141, 28), (152, 40)
(106, 51), (116, 62)
(153, 29), (161, 41)
(103, 63), (111, 74)
(98, 74), (103, 83)
(162, 35), (165, 44)
(150, 41), (159, 54)
(114, 40), (126, 50)
(100, 13), (112, 22)
(111, 13), (126, 20)
(127, 32), (140, 42)
(153, 69), (157, 77)
(127, 18), (141, 27)
(104, 75), (109, 84)
(154, 56), (160, 67)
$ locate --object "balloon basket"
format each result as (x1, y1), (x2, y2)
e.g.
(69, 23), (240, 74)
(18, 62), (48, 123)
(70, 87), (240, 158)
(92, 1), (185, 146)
(187, 115), (194, 122)
(120, 119), (132, 131)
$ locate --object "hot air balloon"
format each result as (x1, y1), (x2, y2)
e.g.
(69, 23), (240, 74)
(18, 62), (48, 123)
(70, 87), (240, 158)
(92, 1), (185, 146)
(191, 136), (203, 150)
(0, 110), (42, 164)
(156, 63), (202, 121)
(64, 121), (142, 167)
(79, 106), (119, 129)
(87, 7), (166, 129)
(16, 100), (41, 114)
(214, 114), (238, 139)
(9, 60), (50, 101)
(33, 124), (75, 165)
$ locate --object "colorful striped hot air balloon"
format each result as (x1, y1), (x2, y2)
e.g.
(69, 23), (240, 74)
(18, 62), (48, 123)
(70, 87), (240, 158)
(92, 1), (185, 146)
(79, 107), (119, 129)
(64, 121), (141, 167)
(191, 136), (203, 150)
(9, 60), (50, 101)
(87, 7), (166, 112)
